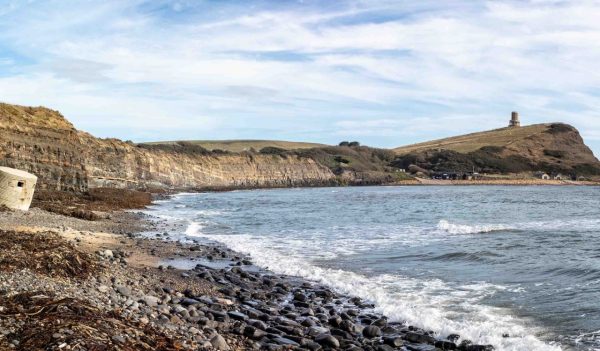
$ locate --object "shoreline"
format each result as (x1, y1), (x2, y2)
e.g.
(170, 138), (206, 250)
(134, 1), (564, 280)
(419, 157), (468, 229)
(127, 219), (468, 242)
(0, 203), (499, 351)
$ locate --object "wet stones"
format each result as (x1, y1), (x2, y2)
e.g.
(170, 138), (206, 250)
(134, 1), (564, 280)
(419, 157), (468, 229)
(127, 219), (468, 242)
(315, 333), (340, 348)
(383, 335), (404, 347)
(435, 340), (458, 350)
(404, 331), (436, 344)
(362, 325), (382, 338)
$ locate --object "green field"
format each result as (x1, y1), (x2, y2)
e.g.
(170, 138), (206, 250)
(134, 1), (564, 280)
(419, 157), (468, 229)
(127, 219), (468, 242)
(140, 139), (327, 152)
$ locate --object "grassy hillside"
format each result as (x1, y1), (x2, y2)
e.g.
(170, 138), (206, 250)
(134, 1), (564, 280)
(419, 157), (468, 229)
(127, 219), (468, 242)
(141, 139), (326, 152)
(392, 123), (600, 175)
(394, 124), (551, 154)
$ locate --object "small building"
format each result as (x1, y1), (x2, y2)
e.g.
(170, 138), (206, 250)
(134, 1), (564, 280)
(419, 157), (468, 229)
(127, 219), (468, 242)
(509, 111), (521, 127)
(553, 173), (564, 180)
(0, 167), (37, 211)
(533, 171), (550, 180)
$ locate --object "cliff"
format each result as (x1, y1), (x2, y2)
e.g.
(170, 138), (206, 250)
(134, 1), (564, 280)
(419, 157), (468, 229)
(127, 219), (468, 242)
(0, 103), (336, 191)
(393, 124), (600, 175)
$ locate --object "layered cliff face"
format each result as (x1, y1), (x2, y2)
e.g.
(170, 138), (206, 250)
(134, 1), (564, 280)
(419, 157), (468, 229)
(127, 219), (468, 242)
(0, 103), (336, 191)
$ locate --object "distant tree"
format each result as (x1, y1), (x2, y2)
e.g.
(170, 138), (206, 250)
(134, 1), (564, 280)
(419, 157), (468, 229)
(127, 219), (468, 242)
(339, 141), (350, 147)
(348, 141), (360, 147)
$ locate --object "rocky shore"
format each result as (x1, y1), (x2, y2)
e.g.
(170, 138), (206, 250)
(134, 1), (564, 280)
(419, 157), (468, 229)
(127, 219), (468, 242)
(0, 207), (495, 351)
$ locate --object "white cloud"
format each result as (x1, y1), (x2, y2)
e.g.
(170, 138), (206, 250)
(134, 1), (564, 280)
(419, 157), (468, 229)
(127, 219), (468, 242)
(0, 0), (599, 154)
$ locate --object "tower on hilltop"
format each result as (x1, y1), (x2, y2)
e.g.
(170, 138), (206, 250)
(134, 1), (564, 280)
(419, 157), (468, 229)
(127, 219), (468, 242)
(509, 111), (521, 127)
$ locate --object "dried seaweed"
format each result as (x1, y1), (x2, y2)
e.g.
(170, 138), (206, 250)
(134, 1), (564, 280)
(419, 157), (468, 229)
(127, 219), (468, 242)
(0, 230), (98, 278)
(0, 292), (183, 351)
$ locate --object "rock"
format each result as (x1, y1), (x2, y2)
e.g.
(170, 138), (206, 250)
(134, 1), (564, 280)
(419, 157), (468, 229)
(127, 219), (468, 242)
(180, 298), (200, 306)
(140, 295), (159, 307)
(103, 250), (113, 258)
(435, 340), (457, 350)
(272, 336), (300, 347)
(305, 341), (323, 351)
(111, 335), (126, 344)
(377, 345), (394, 351)
(294, 292), (308, 302)
(362, 325), (381, 338)
(243, 326), (266, 339)
(463, 345), (494, 351)
(97, 285), (109, 293)
(307, 326), (330, 337)
(115, 285), (131, 297)
(210, 333), (231, 351)
(315, 333), (340, 349)
(447, 334), (461, 342)
(404, 332), (436, 344)
(383, 336), (404, 347)
(227, 311), (248, 321)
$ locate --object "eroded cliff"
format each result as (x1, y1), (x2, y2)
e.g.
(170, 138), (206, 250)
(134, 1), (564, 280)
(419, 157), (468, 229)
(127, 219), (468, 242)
(0, 103), (336, 191)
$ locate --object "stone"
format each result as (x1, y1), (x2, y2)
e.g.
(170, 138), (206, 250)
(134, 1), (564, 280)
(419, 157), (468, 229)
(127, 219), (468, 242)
(210, 334), (231, 351)
(307, 326), (330, 337)
(227, 311), (248, 321)
(141, 295), (159, 307)
(315, 333), (340, 349)
(464, 345), (494, 351)
(115, 285), (131, 297)
(111, 335), (126, 344)
(272, 336), (300, 347)
(362, 325), (381, 338)
(180, 298), (200, 306)
(404, 332), (436, 344)
(383, 336), (404, 347)
(435, 340), (457, 350)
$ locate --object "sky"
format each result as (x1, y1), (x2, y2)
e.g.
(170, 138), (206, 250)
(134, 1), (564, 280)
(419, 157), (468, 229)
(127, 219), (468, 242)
(1, 0), (600, 155)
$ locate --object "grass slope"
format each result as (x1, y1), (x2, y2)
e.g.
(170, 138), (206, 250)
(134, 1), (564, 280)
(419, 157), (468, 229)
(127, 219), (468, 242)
(394, 124), (551, 154)
(141, 139), (326, 152)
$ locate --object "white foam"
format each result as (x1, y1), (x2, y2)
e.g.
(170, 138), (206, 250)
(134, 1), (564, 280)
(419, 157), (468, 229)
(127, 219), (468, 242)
(184, 222), (561, 351)
(437, 220), (512, 235)
(196, 210), (223, 217)
(184, 221), (205, 237)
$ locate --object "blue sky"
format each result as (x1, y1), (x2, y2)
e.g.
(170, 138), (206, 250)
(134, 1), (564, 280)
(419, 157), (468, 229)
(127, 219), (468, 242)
(1, 0), (600, 155)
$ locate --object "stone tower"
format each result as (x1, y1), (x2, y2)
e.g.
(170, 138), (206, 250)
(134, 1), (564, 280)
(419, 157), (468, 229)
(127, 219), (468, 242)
(509, 111), (521, 127)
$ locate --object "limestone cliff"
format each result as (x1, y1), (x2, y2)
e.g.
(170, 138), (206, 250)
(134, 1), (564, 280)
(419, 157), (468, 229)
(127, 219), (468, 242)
(0, 103), (336, 191)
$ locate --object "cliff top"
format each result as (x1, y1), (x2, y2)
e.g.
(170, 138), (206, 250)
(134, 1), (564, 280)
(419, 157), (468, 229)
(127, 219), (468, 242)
(141, 139), (327, 152)
(394, 124), (556, 155)
(0, 103), (75, 131)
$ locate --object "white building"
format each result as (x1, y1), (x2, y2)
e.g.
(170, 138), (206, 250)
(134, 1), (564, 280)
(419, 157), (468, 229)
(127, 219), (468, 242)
(0, 167), (37, 211)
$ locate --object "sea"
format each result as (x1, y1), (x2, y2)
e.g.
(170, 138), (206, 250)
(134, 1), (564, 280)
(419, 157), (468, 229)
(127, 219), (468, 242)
(143, 186), (600, 351)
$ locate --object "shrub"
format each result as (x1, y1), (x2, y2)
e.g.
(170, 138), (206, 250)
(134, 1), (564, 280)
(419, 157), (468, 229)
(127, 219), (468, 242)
(259, 146), (287, 155)
(544, 149), (566, 158)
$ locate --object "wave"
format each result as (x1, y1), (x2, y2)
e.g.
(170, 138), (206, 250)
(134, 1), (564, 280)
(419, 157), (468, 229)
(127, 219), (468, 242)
(184, 221), (561, 351)
(437, 218), (600, 236)
(437, 220), (512, 234)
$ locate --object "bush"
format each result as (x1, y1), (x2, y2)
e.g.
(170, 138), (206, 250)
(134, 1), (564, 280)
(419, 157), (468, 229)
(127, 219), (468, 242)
(259, 146), (287, 155)
(544, 149), (566, 158)
(546, 123), (575, 135)
(348, 141), (360, 147)
(339, 141), (350, 147)
(334, 155), (350, 164)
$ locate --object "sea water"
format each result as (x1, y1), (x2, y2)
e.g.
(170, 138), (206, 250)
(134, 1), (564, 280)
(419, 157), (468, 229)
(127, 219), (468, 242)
(143, 186), (600, 351)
